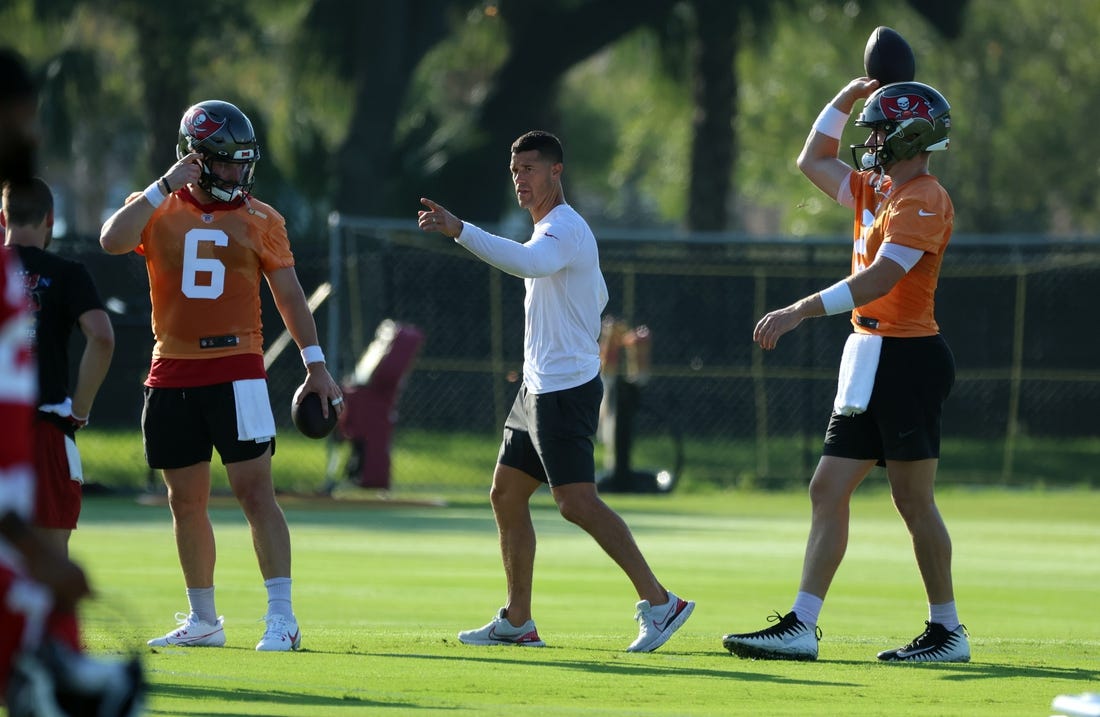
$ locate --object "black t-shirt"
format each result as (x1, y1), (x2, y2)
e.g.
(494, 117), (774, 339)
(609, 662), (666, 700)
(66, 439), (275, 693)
(13, 245), (105, 406)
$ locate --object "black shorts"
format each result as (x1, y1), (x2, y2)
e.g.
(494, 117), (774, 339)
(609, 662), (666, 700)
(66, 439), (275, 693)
(142, 383), (275, 470)
(497, 375), (602, 488)
(823, 334), (954, 464)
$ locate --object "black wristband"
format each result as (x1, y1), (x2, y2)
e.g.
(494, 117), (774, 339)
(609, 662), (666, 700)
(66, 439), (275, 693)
(159, 177), (172, 195)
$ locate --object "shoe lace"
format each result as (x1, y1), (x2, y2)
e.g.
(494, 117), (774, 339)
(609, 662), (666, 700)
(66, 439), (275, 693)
(901, 621), (937, 651)
(761, 611), (796, 635)
(261, 614), (290, 636)
(633, 599), (673, 626)
(173, 612), (192, 627)
(760, 611), (823, 641)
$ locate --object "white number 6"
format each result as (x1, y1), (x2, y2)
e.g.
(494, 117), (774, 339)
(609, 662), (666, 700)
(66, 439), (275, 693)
(181, 229), (228, 299)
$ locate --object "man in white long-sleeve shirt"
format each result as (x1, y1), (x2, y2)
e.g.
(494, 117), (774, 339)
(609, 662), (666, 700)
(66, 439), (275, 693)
(418, 130), (693, 653)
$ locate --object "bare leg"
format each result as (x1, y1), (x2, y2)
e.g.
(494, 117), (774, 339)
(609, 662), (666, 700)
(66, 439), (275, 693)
(489, 464), (542, 625)
(797, 456), (876, 598)
(226, 446), (290, 580)
(163, 463), (215, 588)
(551, 481), (666, 605)
(885, 458), (954, 604)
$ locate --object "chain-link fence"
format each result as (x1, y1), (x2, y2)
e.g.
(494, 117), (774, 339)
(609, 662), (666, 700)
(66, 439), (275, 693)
(67, 221), (1100, 493)
(321, 217), (1100, 491)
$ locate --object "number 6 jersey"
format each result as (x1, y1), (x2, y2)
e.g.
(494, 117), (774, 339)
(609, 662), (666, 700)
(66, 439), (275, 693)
(130, 186), (294, 387)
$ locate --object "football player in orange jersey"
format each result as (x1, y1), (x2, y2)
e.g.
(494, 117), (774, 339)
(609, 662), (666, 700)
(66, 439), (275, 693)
(722, 79), (969, 663)
(100, 100), (343, 652)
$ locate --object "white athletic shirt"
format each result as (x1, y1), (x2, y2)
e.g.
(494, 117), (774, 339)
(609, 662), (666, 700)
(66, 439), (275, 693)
(456, 204), (608, 394)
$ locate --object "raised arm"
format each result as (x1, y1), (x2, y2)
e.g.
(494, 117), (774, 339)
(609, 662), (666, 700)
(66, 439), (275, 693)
(100, 152), (202, 254)
(796, 78), (880, 202)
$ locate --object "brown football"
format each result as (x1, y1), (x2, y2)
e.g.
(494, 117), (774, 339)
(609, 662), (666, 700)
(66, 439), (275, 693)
(291, 388), (337, 439)
(864, 26), (916, 85)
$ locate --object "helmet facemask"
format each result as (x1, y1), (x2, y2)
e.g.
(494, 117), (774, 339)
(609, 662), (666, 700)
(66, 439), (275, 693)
(193, 155), (257, 202)
(176, 101), (260, 202)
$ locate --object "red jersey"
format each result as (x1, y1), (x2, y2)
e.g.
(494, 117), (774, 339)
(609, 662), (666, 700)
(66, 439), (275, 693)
(846, 169), (953, 338)
(128, 187), (295, 387)
(0, 247), (35, 522)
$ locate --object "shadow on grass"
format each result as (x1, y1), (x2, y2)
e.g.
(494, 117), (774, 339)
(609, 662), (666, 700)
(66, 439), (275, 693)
(798, 658), (1099, 683)
(145, 682), (434, 714)
(362, 650), (858, 687)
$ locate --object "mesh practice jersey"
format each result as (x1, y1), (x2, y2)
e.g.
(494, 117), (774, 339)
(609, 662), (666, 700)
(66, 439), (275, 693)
(846, 170), (953, 337)
(131, 187), (294, 386)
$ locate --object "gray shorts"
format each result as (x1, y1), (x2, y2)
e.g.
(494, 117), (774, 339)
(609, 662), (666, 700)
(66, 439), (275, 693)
(497, 375), (602, 487)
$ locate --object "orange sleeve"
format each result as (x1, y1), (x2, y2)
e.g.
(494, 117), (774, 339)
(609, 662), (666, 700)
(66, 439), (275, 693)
(883, 190), (951, 255)
(247, 200), (294, 272)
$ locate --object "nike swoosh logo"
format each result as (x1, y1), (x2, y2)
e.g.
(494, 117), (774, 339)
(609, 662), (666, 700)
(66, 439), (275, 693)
(898, 429), (917, 438)
(654, 601), (683, 631)
(897, 643), (946, 658)
(178, 628), (221, 643)
(918, 209), (936, 216)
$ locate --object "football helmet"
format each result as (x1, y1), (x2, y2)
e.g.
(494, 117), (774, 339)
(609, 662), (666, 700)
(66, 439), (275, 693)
(851, 81), (950, 171)
(176, 100), (260, 201)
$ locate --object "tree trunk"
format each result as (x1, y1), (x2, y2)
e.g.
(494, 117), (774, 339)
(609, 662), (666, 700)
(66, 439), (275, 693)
(130, 8), (196, 178)
(686, 0), (738, 231)
(428, 0), (681, 222)
(333, 0), (451, 215)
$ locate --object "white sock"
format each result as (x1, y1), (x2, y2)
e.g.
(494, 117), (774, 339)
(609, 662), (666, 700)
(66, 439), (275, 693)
(929, 601), (960, 631)
(264, 577), (293, 618)
(186, 586), (217, 625)
(791, 591), (824, 627)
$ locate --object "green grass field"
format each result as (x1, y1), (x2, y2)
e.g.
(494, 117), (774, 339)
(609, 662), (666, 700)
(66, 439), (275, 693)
(75, 427), (1100, 495)
(72, 486), (1100, 716)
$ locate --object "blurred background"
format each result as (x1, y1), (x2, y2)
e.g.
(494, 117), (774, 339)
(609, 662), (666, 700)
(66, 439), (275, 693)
(5, 0), (1100, 494)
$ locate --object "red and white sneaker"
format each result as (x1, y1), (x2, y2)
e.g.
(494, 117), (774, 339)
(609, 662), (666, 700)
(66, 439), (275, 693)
(256, 614), (301, 652)
(457, 608), (545, 647)
(147, 612), (225, 647)
(627, 591), (695, 652)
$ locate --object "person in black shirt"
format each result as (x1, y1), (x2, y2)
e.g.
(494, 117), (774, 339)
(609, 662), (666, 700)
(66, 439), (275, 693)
(2, 177), (114, 555)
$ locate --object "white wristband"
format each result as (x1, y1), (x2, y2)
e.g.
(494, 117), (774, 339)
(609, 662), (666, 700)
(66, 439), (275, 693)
(300, 345), (325, 366)
(812, 104), (849, 140)
(819, 280), (855, 316)
(143, 181), (166, 209)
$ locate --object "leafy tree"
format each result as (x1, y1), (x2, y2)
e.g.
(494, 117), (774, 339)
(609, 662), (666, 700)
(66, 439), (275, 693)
(403, 0), (684, 221)
(9, 0), (1100, 240)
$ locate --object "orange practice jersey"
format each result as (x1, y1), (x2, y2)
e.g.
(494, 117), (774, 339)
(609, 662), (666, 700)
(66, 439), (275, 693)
(846, 170), (953, 337)
(130, 187), (294, 383)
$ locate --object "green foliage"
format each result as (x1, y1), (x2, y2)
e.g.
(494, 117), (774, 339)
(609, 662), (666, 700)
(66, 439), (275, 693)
(560, 28), (693, 225)
(5, 0), (1100, 234)
(930, 0), (1100, 233)
(729, 0), (1100, 235)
